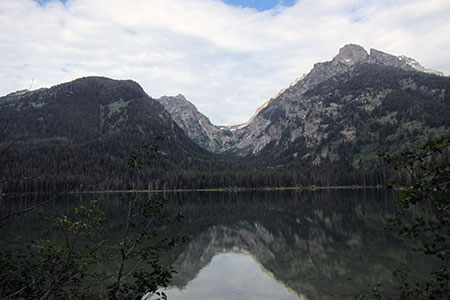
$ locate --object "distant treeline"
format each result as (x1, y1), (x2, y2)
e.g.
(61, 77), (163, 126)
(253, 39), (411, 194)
(1, 145), (389, 192)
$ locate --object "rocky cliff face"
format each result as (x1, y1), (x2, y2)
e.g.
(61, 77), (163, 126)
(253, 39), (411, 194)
(157, 44), (449, 164)
(156, 94), (234, 152)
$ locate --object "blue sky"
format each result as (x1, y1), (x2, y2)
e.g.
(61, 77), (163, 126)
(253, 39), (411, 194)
(2, 0), (450, 125)
(221, 0), (296, 11)
(36, 0), (66, 5)
(36, 0), (296, 11)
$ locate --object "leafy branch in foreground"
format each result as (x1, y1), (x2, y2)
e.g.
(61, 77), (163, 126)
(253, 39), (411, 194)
(0, 142), (188, 299)
(0, 199), (109, 299)
(108, 139), (189, 299)
(357, 138), (449, 299)
(108, 192), (188, 300)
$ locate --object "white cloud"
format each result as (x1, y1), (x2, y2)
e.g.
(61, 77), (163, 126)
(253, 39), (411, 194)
(1, 0), (449, 125)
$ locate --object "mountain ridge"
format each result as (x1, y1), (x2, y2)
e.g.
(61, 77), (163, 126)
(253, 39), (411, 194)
(0, 76), (219, 192)
(156, 44), (449, 159)
(1, 44), (449, 192)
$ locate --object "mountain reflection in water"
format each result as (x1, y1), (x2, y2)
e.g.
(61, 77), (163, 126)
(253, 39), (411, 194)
(0, 189), (434, 299)
(165, 252), (301, 300)
(163, 189), (432, 300)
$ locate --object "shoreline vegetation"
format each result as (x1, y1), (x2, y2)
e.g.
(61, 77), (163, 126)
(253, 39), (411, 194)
(84, 185), (384, 193)
(1, 185), (384, 197)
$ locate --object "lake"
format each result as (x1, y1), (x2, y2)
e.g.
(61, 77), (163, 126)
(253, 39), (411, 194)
(0, 189), (433, 299)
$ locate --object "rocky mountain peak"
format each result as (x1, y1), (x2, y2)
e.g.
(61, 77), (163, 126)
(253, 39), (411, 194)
(172, 93), (188, 102)
(159, 94), (192, 109)
(156, 94), (232, 152)
(333, 44), (369, 65)
(157, 44), (448, 158)
(368, 48), (403, 68)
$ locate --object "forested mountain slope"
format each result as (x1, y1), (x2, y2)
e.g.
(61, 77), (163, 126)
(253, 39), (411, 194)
(0, 77), (220, 192)
(253, 62), (450, 168)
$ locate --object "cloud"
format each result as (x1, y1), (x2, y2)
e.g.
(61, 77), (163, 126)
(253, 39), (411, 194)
(1, 0), (449, 125)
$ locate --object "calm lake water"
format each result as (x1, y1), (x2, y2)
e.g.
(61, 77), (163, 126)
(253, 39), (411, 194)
(0, 189), (434, 299)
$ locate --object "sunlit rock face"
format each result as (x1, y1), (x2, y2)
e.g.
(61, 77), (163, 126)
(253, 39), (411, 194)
(157, 44), (449, 163)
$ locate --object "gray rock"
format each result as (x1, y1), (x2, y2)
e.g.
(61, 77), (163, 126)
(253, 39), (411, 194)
(157, 44), (447, 157)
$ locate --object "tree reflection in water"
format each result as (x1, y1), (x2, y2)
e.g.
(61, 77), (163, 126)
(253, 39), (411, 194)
(165, 189), (435, 300)
(0, 189), (436, 300)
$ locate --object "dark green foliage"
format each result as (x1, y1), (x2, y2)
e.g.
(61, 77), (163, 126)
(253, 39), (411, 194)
(106, 193), (188, 300)
(0, 195), (186, 299)
(0, 77), (217, 192)
(108, 143), (189, 299)
(376, 91), (450, 127)
(0, 199), (110, 299)
(358, 139), (450, 299)
(0, 145), (188, 299)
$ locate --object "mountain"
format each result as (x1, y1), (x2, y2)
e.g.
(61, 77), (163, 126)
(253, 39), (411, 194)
(158, 44), (450, 168)
(1, 45), (449, 192)
(156, 94), (233, 152)
(0, 77), (216, 192)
